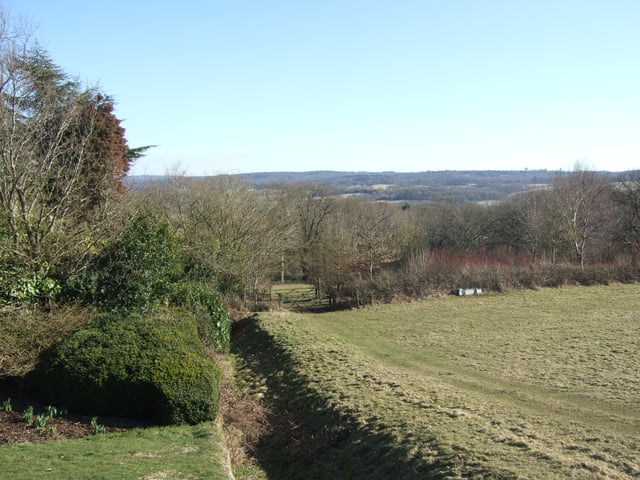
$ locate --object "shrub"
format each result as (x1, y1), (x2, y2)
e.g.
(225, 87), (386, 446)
(36, 309), (221, 425)
(68, 211), (182, 314)
(0, 258), (61, 307)
(170, 281), (231, 353)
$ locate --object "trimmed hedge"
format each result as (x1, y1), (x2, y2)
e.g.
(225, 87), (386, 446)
(37, 309), (221, 425)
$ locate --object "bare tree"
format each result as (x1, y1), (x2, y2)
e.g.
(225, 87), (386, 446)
(512, 189), (568, 264)
(552, 166), (612, 268)
(284, 183), (336, 281)
(420, 203), (492, 253)
(317, 199), (402, 281)
(350, 201), (402, 279)
(144, 175), (297, 300)
(612, 171), (640, 262)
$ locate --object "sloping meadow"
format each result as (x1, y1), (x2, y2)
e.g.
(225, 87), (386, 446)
(234, 284), (640, 479)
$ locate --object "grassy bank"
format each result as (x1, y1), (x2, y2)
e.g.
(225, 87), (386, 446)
(0, 421), (229, 480)
(234, 284), (640, 479)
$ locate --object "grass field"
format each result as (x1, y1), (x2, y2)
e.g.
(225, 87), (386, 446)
(270, 282), (321, 309)
(233, 284), (640, 479)
(0, 421), (229, 480)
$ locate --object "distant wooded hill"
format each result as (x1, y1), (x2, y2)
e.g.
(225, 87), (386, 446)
(127, 170), (634, 203)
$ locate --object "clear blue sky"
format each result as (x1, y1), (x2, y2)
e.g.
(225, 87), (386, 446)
(7, 0), (640, 175)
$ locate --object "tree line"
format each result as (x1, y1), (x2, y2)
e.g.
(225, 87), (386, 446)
(137, 166), (640, 308)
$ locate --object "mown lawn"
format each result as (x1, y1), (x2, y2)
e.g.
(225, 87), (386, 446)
(234, 284), (640, 479)
(0, 421), (229, 480)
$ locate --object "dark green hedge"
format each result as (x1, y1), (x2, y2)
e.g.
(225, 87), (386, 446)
(37, 309), (221, 425)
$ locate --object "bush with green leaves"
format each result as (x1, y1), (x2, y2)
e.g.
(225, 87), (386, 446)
(69, 212), (182, 314)
(170, 281), (231, 353)
(36, 309), (221, 425)
(0, 258), (61, 307)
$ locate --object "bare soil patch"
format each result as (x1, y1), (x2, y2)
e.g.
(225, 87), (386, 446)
(0, 409), (95, 444)
(0, 385), (144, 445)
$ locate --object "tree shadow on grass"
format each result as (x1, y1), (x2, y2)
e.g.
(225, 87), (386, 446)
(231, 316), (498, 480)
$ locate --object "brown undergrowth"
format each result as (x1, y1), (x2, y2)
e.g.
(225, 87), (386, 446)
(213, 333), (270, 478)
(0, 304), (95, 379)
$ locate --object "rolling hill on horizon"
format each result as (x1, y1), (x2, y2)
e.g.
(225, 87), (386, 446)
(126, 169), (635, 204)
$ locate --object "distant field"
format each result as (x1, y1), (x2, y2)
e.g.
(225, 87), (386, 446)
(235, 284), (640, 479)
(270, 283), (320, 309)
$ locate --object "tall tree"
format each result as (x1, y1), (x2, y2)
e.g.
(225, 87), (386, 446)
(316, 199), (402, 284)
(512, 189), (568, 264)
(552, 167), (612, 268)
(612, 171), (640, 262)
(0, 12), (131, 276)
(422, 203), (492, 253)
(285, 183), (336, 281)
(349, 201), (402, 279)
